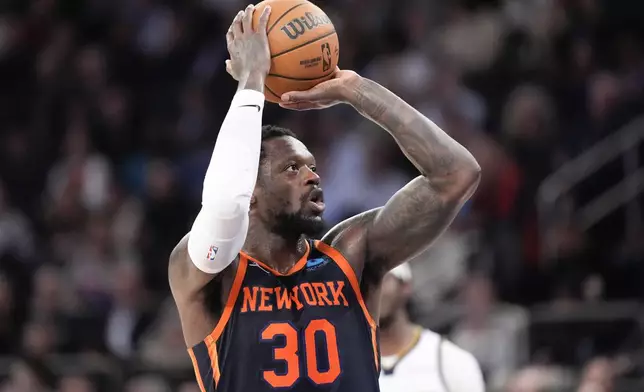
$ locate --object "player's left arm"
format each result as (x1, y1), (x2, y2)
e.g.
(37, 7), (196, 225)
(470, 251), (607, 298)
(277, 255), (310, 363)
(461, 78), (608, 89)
(282, 70), (480, 272)
(346, 76), (480, 271)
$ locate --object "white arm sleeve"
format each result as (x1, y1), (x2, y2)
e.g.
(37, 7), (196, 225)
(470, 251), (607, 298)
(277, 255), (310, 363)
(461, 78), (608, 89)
(187, 89), (265, 274)
(441, 339), (486, 392)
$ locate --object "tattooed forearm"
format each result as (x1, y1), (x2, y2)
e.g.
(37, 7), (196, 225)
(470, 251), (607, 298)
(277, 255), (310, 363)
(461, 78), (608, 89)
(347, 77), (478, 182)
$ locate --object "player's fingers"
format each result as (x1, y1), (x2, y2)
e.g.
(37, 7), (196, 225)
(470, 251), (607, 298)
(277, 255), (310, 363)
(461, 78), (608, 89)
(225, 60), (233, 76)
(226, 29), (234, 48)
(257, 6), (272, 32)
(231, 10), (243, 37)
(281, 88), (325, 103)
(242, 4), (254, 34)
(278, 102), (321, 111)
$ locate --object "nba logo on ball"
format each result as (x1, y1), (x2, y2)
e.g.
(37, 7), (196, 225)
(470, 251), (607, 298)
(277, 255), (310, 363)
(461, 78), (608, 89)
(207, 245), (218, 261)
(321, 43), (331, 72)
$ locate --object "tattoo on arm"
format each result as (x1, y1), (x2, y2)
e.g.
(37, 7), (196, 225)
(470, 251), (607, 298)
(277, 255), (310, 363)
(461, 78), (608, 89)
(344, 77), (480, 273)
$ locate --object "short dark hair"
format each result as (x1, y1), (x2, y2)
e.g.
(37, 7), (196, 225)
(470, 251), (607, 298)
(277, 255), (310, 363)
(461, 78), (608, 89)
(260, 125), (298, 163)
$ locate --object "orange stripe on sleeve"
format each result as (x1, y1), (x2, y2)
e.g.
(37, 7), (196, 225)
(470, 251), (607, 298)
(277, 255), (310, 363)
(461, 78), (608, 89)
(314, 240), (380, 371)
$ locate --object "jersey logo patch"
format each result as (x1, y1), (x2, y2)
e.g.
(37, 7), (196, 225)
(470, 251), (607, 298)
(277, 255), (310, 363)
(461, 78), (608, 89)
(206, 246), (218, 261)
(306, 257), (329, 270)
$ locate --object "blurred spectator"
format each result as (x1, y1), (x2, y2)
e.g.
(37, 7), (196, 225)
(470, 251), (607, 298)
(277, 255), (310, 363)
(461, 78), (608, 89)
(137, 299), (191, 370)
(65, 212), (116, 310)
(451, 273), (528, 389)
(45, 121), (112, 219)
(21, 320), (58, 359)
(123, 374), (171, 392)
(577, 357), (616, 392)
(0, 272), (18, 354)
(0, 180), (35, 261)
(438, 2), (506, 72)
(56, 375), (96, 392)
(103, 260), (154, 360)
(0, 356), (57, 392)
(504, 365), (571, 392)
(322, 127), (410, 224)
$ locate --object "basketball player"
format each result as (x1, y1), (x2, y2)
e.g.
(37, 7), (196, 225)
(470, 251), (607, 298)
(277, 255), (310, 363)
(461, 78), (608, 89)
(378, 264), (485, 392)
(169, 5), (480, 392)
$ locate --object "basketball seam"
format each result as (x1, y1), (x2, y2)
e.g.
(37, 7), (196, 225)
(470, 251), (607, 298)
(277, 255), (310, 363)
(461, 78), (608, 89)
(268, 71), (334, 81)
(271, 30), (337, 58)
(267, 2), (309, 35)
(264, 83), (281, 99)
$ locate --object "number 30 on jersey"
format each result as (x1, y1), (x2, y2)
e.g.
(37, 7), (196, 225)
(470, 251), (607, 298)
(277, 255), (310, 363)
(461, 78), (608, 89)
(261, 319), (341, 388)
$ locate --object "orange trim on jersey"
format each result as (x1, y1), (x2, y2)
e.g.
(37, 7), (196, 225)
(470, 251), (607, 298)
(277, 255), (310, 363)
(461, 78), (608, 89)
(188, 347), (207, 392)
(205, 335), (221, 387)
(240, 241), (310, 276)
(313, 240), (380, 371)
(208, 255), (249, 343)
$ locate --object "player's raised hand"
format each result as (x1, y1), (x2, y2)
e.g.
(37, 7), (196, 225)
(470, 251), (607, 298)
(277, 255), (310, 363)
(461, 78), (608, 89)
(225, 5), (272, 88)
(278, 68), (361, 110)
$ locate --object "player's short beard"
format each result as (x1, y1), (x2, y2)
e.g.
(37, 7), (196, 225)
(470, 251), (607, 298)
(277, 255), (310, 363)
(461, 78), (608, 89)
(272, 210), (325, 239)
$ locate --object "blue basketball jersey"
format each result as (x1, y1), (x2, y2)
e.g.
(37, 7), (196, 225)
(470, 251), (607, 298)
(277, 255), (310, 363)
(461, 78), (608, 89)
(188, 240), (380, 392)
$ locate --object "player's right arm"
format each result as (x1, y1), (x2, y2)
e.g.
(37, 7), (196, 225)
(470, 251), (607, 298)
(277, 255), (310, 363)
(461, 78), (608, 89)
(168, 4), (272, 347)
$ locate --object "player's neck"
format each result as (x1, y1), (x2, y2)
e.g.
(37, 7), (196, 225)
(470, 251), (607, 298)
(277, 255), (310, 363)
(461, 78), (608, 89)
(379, 313), (419, 356)
(243, 226), (308, 274)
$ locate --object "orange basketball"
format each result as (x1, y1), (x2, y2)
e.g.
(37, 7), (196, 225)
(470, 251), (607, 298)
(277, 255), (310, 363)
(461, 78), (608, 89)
(252, 0), (339, 103)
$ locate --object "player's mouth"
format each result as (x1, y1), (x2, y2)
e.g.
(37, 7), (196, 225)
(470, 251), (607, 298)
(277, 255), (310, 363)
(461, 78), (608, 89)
(307, 188), (325, 214)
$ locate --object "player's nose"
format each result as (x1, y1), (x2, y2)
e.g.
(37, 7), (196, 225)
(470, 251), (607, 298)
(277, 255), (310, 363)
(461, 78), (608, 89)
(302, 166), (320, 186)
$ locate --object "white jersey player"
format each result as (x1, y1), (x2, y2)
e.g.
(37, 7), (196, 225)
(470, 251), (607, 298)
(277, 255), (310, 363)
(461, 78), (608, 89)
(378, 264), (485, 392)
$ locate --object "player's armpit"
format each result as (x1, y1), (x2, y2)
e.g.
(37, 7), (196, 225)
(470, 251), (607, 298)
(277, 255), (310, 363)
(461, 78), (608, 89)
(169, 234), (210, 302)
(169, 234), (226, 347)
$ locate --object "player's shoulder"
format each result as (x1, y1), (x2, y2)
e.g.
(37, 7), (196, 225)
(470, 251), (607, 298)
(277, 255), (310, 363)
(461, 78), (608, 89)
(321, 208), (382, 245)
(319, 208), (382, 271)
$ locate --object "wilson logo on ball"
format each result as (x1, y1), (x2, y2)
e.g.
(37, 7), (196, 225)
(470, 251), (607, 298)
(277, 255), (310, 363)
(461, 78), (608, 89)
(280, 12), (332, 40)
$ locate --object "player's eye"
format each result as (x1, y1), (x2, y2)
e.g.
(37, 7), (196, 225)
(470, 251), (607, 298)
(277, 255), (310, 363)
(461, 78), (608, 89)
(310, 166), (317, 173)
(285, 164), (298, 172)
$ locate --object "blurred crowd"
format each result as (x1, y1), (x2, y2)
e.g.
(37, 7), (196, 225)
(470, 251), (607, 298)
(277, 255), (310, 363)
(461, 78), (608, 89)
(0, 0), (643, 391)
